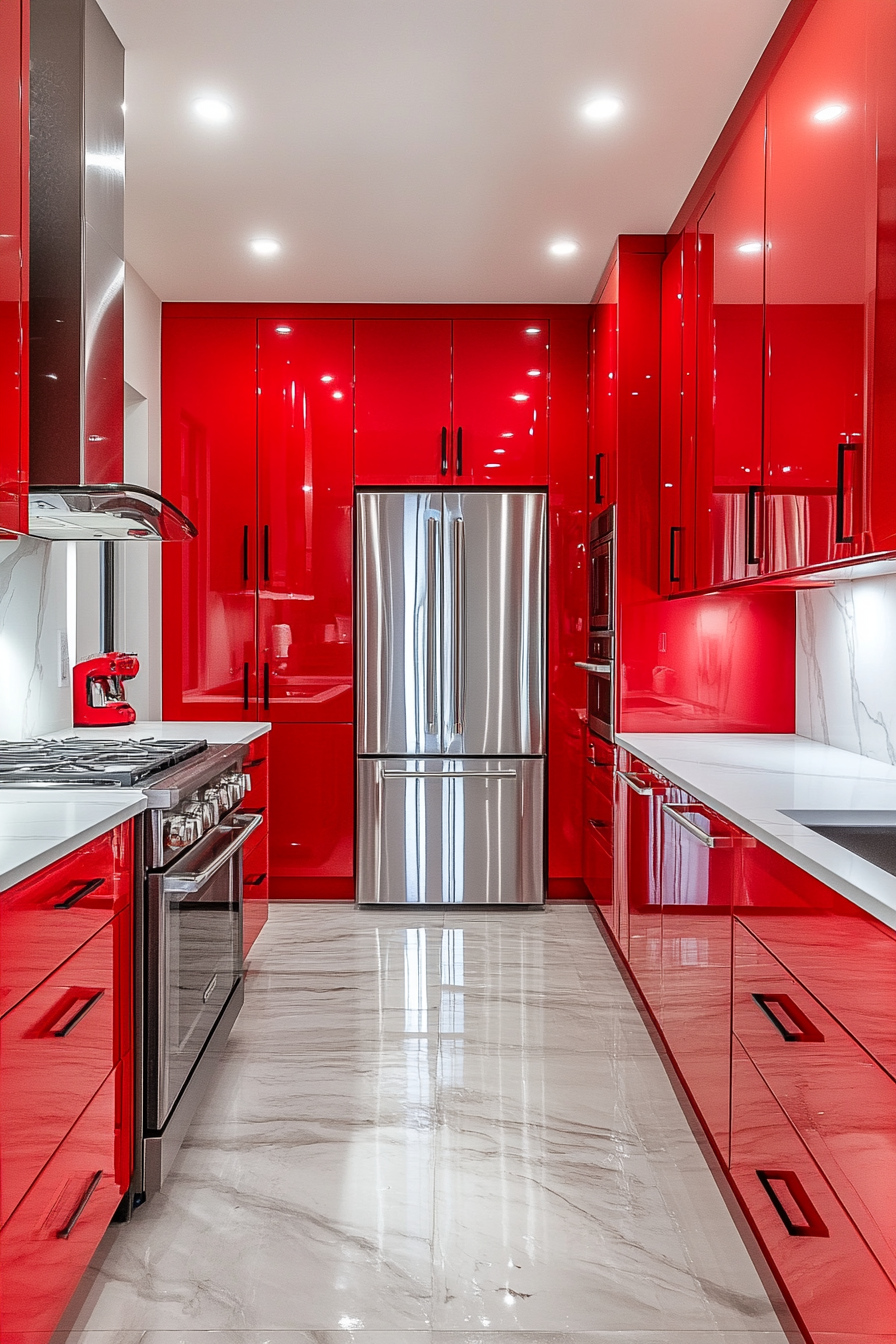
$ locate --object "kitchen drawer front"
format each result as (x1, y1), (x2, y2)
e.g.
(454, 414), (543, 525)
(583, 736), (615, 804)
(240, 740), (269, 846)
(0, 824), (131, 1017)
(242, 829), (269, 959)
(730, 1039), (896, 1337)
(0, 923), (115, 1225)
(583, 811), (613, 904)
(0, 1071), (120, 1344)
(734, 920), (896, 1279)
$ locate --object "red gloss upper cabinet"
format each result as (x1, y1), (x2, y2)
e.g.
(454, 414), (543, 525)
(354, 320), (451, 485)
(452, 320), (548, 486)
(694, 104), (766, 589)
(257, 320), (354, 722)
(589, 274), (617, 514)
(762, 0), (869, 574)
(161, 317), (258, 720)
(0, 0), (26, 534)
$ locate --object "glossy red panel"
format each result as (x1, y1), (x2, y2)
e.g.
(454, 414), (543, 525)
(0, 1071), (121, 1344)
(621, 766), (664, 1013)
(0, 824), (130, 1017)
(268, 723), (353, 882)
(588, 269), (618, 514)
(161, 317), (258, 721)
(694, 103), (766, 588)
(354, 319), (451, 485)
(242, 829), (269, 958)
(730, 1038), (896, 1338)
(659, 240), (684, 597)
(763, 0), (869, 574)
(0, 0), (26, 534)
(0, 924), (115, 1224)
(257, 320), (354, 722)
(451, 319), (548, 485)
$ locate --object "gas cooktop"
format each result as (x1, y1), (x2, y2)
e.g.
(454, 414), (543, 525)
(0, 738), (208, 788)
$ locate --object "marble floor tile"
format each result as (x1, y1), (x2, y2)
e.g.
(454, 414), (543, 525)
(64, 903), (790, 1341)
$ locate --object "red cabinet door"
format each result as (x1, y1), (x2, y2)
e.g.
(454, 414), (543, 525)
(257, 320), (354, 722)
(619, 756), (666, 1013)
(268, 723), (354, 895)
(242, 829), (269, 959)
(589, 275), (617, 515)
(0, 1071), (121, 1344)
(161, 317), (258, 720)
(762, 0), (870, 574)
(694, 103), (766, 589)
(0, 0), (26, 534)
(659, 241), (685, 596)
(451, 319), (548, 486)
(582, 736), (615, 910)
(354, 319), (451, 485)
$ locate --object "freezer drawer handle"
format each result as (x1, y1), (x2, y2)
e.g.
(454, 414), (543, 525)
(57, 1170), (103, 1239)
(752, 993), (825, 1043)
(52, 989), (105, 1038)
(756, 1170), (829, 1238)
(661, 803), (736, 848)
(618, 770), (664, 797)
(381, 770), (517, 779)
(160, 811), (264, 892)
(54, 877), (104, 909)
(453, 517), (466, 732)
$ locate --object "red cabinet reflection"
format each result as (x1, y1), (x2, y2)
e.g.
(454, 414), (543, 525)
(354, 319), (451, 485)
(452, 320), (548, 485)
(268, 723), (354, 895)
(618, 752), (666, 1012)
(161, 317), (259, 720)
(0, 0), (26, 534)
(588, 274), (617, 515)
(257, 320), (354, 722)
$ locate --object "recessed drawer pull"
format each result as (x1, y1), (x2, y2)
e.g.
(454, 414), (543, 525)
(56, 1169), (103, 1239)
(52, 990), (105, 1038)
(752, 993), (825, 1043)
(588, 818), (608, 830)
(244, 872), (267, 886)
(756, 1169), (829, 1238)
(54, 878), (104, 910)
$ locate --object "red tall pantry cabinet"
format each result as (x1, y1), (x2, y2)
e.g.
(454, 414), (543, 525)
(0, 0), (27, 534)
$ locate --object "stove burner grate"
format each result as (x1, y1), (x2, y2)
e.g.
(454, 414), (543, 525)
(0, 738), (208, 787)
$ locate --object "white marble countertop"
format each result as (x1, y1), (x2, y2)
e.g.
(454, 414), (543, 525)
(0, 789), (147, 893)
(616, 733), (896, 932)
(40, 720), (272, 747)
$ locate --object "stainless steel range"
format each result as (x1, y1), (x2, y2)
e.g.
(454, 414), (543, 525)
(0, 737), (263, 1209)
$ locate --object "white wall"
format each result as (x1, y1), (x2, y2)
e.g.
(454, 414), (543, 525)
(0, 535), (73, 737)
(797, 574), (896, 765)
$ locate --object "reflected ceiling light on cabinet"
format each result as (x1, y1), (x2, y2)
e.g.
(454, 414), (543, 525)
(249, 237), (281, 257)
(581, 95), (623, 123)
(737, 240), (763, 254)
(812, 102), (848, 122)
(192, 97), (233, 124)
(548, 238), (579, 257)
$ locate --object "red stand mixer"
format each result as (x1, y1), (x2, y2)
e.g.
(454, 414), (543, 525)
(73, 652), (140, 726)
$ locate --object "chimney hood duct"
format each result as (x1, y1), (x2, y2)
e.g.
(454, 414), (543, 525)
(27, 0), (195, 542)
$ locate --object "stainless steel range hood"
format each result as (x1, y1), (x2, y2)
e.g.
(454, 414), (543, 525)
(27, 0), (195, 542)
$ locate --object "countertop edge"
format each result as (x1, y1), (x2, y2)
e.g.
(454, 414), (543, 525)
(616, 733), (896, 934)
(0, 794), (148, 893)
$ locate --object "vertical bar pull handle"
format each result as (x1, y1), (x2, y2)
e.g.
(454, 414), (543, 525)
(455, 426), (463, 476)
(453, 517), (466, 732)
(242, 525), (249, 582)
(747, 485), (762, 567)
(263, 662), (270, 712)
(263, 525), (270, 582)
(441, 426), (448, 477)
(595, 453), (604, 504)
(56, 1170), (103, 1239)
(836, 443), (856, 544)
(669, 526), (681, 583)
(243, 662), (250, 712)
(426, 517), (438, 733)
(756, 1170), (829, 1238)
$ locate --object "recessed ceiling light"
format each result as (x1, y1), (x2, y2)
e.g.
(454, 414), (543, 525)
(813, 102), (848, 123)
(249, 238), (280, 257)
(737, 241), (763, 254)
(193, 97), (233, 124)
(581, 95), (623, 123)
(548, 239), (579, 258)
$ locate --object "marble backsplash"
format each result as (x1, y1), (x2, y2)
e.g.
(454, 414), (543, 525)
(797, 573), (896, 765)
(0, 534), (73, 738)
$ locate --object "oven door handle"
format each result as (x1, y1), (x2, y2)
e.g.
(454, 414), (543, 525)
(160, 811), (264, 893)
(574, 661), (613, 674)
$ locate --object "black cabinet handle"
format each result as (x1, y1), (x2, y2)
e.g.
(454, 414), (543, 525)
(747, 485), (761, 566)
(242, 525), (249, 582)
(244, 872), (267, 886)
(588, 817), (607, 829)
(441, 426), (448, 476)
(243, 662), (250, 712)
(54, 878), (104, 910)
(669, 526), (681, 583)
(836, 443), (857, 544)
(752, 993), (824, 1043)
(756, 1170), (829, 1238)
(595, 453), (604, 504)
(455, 426), (463, 476)
(57, 1170), (103, 1239)
(263, 525), (270, 582)
(263, 662), (270, 711)
(244, 757), (266, 768)
(52, 990), (105, 1038)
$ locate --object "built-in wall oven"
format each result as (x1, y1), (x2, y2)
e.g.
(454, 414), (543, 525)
(578, 506), (616, 742)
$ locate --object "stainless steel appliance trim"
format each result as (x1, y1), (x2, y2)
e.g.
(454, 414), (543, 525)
(575, 661), (614, 673)
(453, 515), (466, 733)
(381, 769), (517, 779)
(143, 742), (247, 813)
(426, 515), (439, 733)
(618, 770), (665, 797)
(661, 803), (735, 848)
(159, 811), (262, 892)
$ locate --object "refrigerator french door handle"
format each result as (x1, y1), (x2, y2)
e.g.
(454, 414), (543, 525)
(382, 769), (517, 779)
(426, 517), (439, 732)
(453, 517), (466, 732)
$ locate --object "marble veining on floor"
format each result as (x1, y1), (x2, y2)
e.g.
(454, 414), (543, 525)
(61, 903), (793, 1343)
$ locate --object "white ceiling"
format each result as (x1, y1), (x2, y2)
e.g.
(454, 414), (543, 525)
(99, 0), (791, 304)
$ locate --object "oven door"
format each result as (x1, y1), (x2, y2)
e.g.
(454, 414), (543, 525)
(589, 538), (614, 633)
(576, 661), (615, 742)
(146, 810), (262, 1129)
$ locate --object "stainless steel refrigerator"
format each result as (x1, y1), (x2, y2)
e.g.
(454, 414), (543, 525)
(356, 490), (547, 905)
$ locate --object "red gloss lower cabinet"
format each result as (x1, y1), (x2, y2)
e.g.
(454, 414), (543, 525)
(242, 830), (269, 958)
(268, 723), (354, 897)
(617, 754), (666, 1012)
(582, 737), (615, 907)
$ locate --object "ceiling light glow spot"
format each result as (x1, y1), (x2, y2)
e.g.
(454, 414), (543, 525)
(581, 95), (623, 123)
(549, 239), (579, 258)
(527, 368), (541, 376)
(813, 102), (848, 123)
(249, 238), (281, 257)
(332, 391), (344, 399)
(321, 375), (334, 383)
(737, 241), (763, 254)
(511, 393), (529, 402)
(193, 97), (233, 124)
(525, 327), (541, 334)
(275, 326), (292, 334)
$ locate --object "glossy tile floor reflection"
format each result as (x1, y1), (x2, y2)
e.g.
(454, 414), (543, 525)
(65, 903), (792, 1344)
